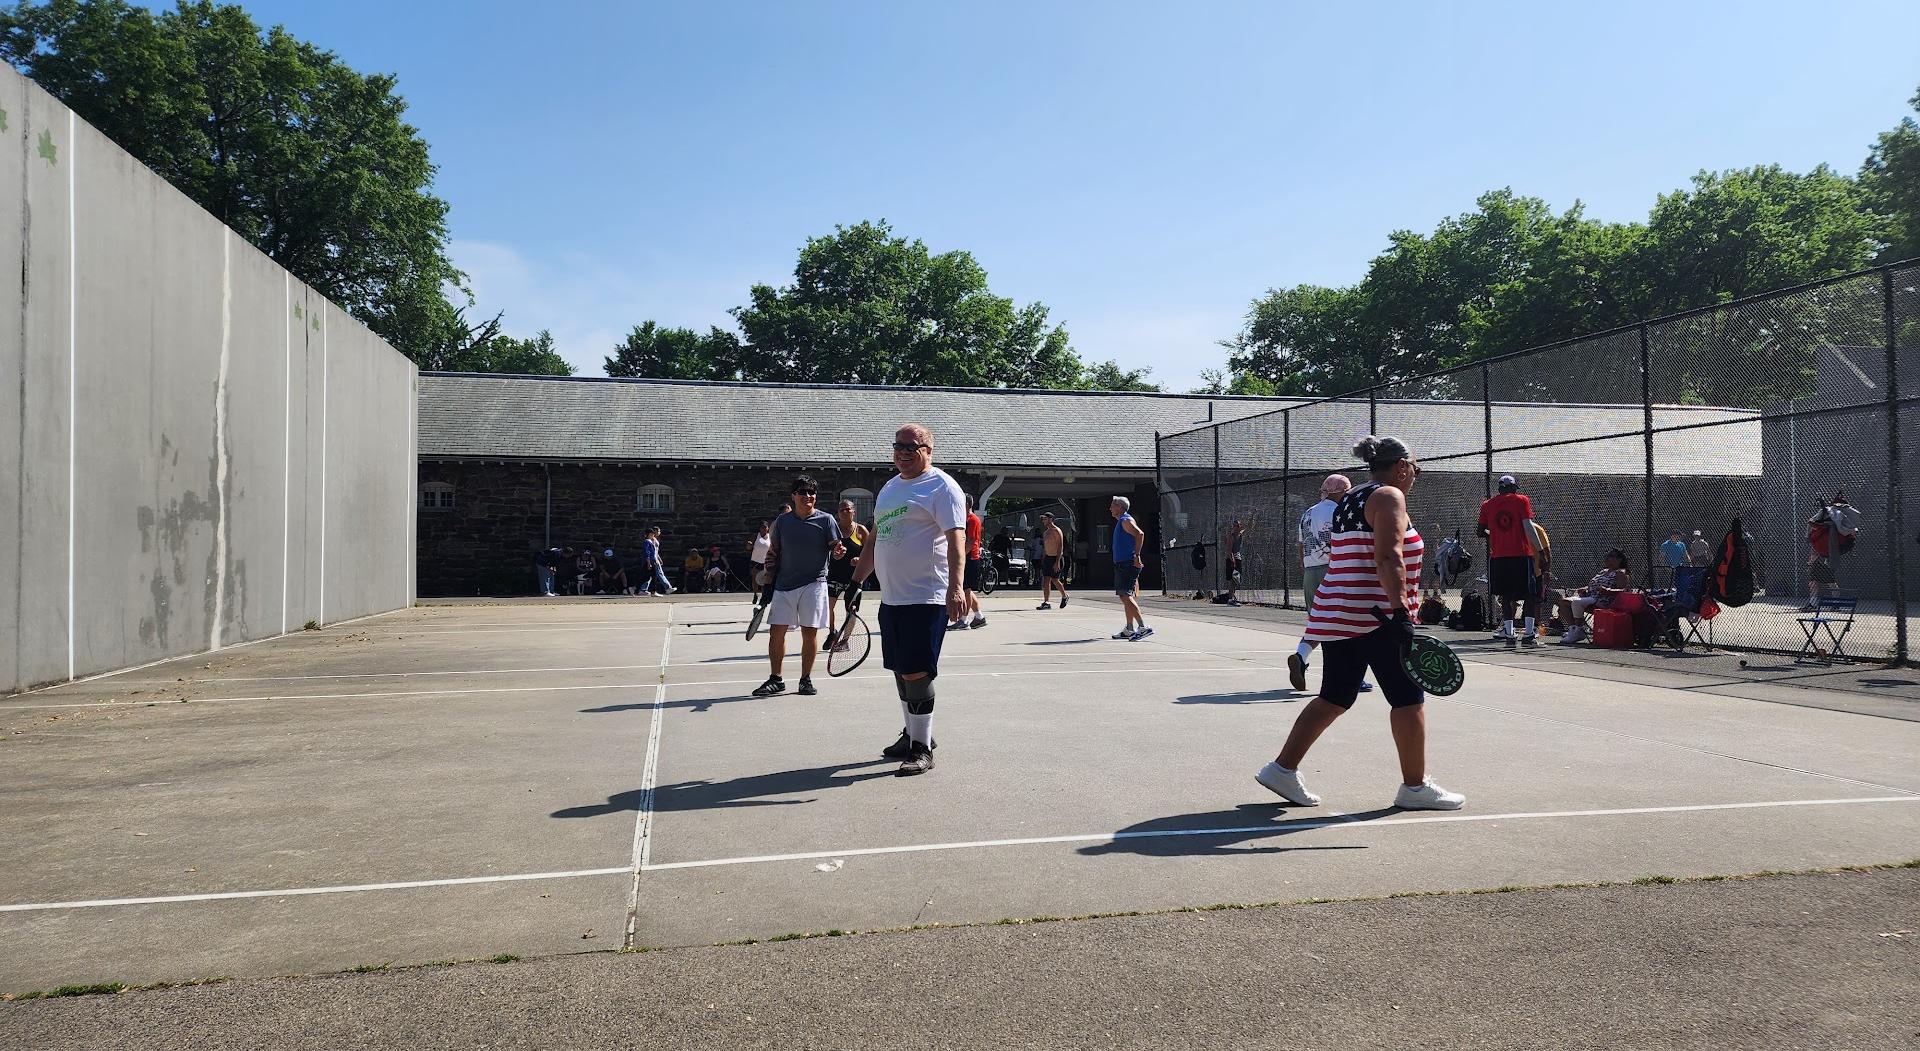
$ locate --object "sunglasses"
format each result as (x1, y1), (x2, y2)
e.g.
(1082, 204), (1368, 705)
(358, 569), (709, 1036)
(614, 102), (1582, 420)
(793, 489), (818, 498)
(891, 442), (929, 452)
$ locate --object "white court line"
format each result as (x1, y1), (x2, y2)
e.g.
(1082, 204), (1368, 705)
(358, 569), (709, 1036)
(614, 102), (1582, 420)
(6, 796), (1909, 914)
(643, 796), (1920, 872)
(12, 607), (411, 696)
(98, 663), (673, 686)
(0, 665), (1279, 711)
(626, 604), (674, 949)
(273, 625), (665, 639)
(1449, 698), (1920, 797)
(0, 867), (631, 914)
(0, 680), (663, 711)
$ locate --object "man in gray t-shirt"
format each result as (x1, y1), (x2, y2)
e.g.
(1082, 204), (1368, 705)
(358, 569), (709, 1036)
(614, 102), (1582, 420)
(755, 476), (845, 698)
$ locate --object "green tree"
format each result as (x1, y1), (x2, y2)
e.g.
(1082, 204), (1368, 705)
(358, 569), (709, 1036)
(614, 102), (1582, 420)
(604, 322), (743, 379)
(1192, 367), (1275, 396)
(731, 220), (1084, 388)
(1860, 85), (1920, 263)
(0, 0), (469, 363)
(425, 329), (571, 376)
(1077, 360), (1160, 392)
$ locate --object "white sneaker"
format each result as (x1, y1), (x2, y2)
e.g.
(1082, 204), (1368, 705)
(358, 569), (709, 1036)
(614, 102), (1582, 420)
(1113, 627), (1136, 640)
(1560, 624), (1587, 646)
(1492, 624), (1516, 640)
(1393, 779), (1465, 810)
(1255, 762), (1321, 806)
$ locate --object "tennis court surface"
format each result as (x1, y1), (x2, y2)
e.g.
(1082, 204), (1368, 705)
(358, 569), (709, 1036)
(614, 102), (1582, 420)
(3, 594), (1917, 993)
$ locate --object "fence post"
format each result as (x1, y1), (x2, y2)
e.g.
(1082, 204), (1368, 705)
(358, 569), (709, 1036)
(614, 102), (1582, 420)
(1212, 424), (1221, 598)
(1282, 410), (1292, 608)
(1369, 389), (1378, 435)
(1640, 323), (1656, 580)
(1481, 363), (1494, 499)
(1886, 270), (1907, 665)
(1155, 430), (1163, 597)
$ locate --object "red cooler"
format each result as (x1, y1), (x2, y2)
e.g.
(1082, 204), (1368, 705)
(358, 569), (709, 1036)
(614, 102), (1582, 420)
(1590, 608), (1635, 648)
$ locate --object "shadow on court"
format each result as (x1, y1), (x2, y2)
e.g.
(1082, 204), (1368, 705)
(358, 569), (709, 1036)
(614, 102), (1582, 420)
(1175, 689), (1300, 705)
(551, 759), (894, 817)
(1077, 805), (1394, 858)
(1024, 638), (1105, 646)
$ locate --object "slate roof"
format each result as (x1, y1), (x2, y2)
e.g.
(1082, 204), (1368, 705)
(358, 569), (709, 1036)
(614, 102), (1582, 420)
(417, 373), (1762, 477)
(417, 373), (1303, 471)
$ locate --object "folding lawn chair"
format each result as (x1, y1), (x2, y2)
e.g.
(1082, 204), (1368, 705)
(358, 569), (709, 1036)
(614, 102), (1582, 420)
(1795, 597), (1858, 665)
(1669, 566), (1714, 652)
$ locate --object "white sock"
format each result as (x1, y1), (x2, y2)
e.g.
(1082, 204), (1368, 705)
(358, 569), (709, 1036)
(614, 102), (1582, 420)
(1295, 641), (1311, 660)
(1524, 617), (1536, 632)
(900, 698), (909, 729)
(905, 711), (933, 748)
(1504, 619), (1515, 633)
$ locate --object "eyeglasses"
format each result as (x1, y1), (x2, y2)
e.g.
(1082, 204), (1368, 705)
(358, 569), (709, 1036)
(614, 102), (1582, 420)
(891, 442), (928, 453)
(793, 490), (818, 498)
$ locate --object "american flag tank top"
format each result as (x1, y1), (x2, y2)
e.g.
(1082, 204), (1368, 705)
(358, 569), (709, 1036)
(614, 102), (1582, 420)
(1302, 482), (1424, 643)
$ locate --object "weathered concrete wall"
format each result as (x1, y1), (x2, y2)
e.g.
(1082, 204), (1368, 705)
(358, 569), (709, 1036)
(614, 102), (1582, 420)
(0, 66), (416, 692)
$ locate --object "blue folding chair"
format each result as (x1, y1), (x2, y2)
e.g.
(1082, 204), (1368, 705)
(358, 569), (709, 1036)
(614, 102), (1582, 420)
(1669, 566), (1713, 652)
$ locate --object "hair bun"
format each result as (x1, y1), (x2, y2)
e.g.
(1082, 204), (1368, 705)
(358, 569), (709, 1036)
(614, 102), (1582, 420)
(1353, 436), (1382, 461)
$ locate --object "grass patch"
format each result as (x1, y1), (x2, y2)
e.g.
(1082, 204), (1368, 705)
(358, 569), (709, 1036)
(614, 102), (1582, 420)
(488, 954), (520, 964)
(302, 619), (320, 631)
(1631, 875), (1679, 885)
(346, 963), (390, 974)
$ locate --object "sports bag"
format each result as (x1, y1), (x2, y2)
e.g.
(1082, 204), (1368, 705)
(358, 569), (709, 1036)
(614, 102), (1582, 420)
(1710, 518), (1755, 608)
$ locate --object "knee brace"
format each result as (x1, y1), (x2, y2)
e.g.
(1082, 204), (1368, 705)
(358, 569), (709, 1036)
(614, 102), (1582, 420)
(894, 673), (936, 715)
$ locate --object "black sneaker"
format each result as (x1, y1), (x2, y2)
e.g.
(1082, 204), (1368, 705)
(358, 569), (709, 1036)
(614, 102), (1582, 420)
(1287, 653), (1308, 692)
(1061, 594), (1069, 608)
(896, 743), (935, 776)
(1521, 635), (1539, 649)
(1505, 635), (1518, 650)
(1036, 602), (1052, 610)
(797, 678), (817, 696)
(752, 676), (785, 697)
(882, 730), (936, 760)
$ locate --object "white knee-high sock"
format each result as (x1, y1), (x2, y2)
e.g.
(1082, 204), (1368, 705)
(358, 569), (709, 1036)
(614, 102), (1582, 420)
(906, 711), (933, 747)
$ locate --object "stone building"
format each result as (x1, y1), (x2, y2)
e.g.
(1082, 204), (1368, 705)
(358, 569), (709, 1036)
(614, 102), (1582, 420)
(414, 374), (1300, 596)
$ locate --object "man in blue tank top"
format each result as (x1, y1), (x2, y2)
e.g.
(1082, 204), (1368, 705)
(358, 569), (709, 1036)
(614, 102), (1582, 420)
(1110, 496), (1151, 641)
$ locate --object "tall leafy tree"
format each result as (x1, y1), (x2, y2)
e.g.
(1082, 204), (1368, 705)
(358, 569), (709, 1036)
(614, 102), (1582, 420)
(604, 322), (742, 380)
(1077, 360), (1160, 392)
(730, 220), (1086, 388)
(1860, 85), (1920, 264)
(0, 0), (473, 363)
(427, 329), (571, 376)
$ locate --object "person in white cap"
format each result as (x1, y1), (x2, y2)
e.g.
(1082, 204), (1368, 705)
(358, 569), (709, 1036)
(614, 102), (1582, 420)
(1688, 529), (1711, 567)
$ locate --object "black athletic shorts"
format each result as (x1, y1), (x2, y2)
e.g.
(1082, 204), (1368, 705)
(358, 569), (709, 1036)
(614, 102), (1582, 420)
(1042, 555), (1064, 580)
(879, 603), (947, 677)
(1488, 555), (1535, 601)
(964, 557), (983, 590)
(1113, 563), (1141, 596)
(1318, 626), (1424, 710)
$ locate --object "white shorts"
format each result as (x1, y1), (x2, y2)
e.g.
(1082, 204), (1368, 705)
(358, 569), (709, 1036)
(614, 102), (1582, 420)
(769, 581), (830, 629)
(1565, 593), (1599, 613)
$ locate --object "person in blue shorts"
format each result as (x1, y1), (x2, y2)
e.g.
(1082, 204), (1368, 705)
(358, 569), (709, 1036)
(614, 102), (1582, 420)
(1110, 496), (1151, 641)
(852, 423), (968, 776)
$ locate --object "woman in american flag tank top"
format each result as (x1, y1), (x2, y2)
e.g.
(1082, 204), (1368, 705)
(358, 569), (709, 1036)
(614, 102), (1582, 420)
(1255, 436), (1466, 812)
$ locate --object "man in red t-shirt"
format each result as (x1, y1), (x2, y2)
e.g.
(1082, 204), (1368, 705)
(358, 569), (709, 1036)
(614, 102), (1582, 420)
(951, 495), (988, 630)
(1477, 475), (1537, 644)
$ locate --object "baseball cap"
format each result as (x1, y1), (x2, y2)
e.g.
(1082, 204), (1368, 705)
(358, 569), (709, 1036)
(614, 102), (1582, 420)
(1039, 512), (1054, 520)
(1498, 474), (1518, 493)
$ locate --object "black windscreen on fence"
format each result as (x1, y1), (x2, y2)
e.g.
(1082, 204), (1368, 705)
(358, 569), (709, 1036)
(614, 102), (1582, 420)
(1158, 259), (1918, 663)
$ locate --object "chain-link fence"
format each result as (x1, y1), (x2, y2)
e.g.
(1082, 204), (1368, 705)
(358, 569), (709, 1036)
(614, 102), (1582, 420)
(1159, 259), (1919, 663)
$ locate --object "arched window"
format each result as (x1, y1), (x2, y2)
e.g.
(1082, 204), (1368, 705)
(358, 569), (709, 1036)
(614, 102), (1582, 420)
(419, 481), (456, 512)
(838, 487), (875, 524)
(637, 484), (676, 513)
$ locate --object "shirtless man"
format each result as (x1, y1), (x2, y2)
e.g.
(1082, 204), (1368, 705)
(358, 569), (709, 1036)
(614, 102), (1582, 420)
(1035, 512), (1070, 610)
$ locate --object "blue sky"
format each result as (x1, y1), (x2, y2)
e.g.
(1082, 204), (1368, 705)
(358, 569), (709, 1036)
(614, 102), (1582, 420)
(234, 1), (1919, 388)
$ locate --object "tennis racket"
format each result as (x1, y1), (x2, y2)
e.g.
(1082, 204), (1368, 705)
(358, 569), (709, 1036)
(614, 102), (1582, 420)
(1372, 606), (1464, 697)
(745, 585), (769, 641)
(825, 589), (872, 676)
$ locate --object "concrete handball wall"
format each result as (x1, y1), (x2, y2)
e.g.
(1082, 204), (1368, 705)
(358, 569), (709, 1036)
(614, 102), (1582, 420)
(0, 66), (417, 693)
